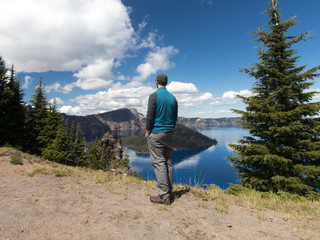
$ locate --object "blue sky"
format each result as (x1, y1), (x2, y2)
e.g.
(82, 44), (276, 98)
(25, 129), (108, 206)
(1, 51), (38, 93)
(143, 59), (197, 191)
(1, 0), (320, 118)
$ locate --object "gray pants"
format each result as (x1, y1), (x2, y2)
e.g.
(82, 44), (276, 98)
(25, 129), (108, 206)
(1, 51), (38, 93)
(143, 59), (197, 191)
(147, 131), (174, 199)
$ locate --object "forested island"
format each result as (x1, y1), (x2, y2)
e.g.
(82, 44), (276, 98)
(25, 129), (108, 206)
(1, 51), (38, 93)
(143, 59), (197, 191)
(121, 123), (217, 153)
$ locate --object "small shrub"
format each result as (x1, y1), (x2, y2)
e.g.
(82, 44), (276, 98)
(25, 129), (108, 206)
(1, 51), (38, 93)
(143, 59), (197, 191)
(215, 199), (229, 213)
(10, 155), (23, 165)
(225, 184), (252, 196)
(198, 202), (209, 209)
(52, 168), (73, 177)
(256, 212), (268, 221)
(277, 191), (305, 203)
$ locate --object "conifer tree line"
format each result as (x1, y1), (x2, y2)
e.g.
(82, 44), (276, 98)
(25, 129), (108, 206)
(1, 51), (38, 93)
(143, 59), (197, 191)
(0, 55), (128, 170)
(228, 0), (320, 197)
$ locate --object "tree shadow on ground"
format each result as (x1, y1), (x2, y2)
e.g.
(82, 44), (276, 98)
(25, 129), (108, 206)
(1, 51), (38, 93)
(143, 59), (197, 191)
(172, 186), (191, 203)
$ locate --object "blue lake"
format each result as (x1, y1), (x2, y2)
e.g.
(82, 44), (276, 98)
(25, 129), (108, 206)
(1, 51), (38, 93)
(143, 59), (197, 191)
(127, 127), (250, 189)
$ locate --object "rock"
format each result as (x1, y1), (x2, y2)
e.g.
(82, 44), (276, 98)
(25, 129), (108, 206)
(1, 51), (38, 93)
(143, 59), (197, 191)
(101, 130), (123, 165)
(111, 167), (130, 176)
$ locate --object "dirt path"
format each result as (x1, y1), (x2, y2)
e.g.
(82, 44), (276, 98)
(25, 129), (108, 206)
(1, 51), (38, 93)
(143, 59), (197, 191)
(0, 155), (319, 240)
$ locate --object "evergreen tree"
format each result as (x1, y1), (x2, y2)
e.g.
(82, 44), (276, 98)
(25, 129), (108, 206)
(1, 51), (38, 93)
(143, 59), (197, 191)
(0, 58), (26, 147)
(42, 116), (72, 164)
(29, 77), (48, 154)
(0, 56), (10, 145)
(228, 0), (320, 196)
(41, 100), (60, 153)
(87, 138), (107, 171)
(72, 123), (87, 166)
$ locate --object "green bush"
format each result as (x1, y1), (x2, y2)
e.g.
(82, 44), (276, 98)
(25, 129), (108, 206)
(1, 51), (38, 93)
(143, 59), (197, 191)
(10, 155), (23, 165)
(225, 184), (252, 196)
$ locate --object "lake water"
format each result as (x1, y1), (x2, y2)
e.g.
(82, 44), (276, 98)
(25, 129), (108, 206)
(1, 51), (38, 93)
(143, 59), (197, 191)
(127, 127), (250, 189)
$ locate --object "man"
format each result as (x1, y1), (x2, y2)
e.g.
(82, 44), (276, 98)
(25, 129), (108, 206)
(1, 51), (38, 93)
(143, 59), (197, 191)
(146, 73), (178, 205)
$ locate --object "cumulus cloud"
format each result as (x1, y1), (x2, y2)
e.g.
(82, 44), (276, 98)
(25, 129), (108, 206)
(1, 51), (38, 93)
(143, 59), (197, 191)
(0, 0), (133, 80)
(73, 78), (113, 90)
(58, 83), (153, 115)
(44, 82), (63, 93)
(21, 76), (33, 89)
(59, 105), (82, 115)
(222, 89), (253, 99)
(57, 83), (251, 117)
(132, 46), (179, 82)
(74, 59), (114, 81)
(167, 81), (198, 93)
(174, 90), (213, 108)
(49, 97), (64, 105)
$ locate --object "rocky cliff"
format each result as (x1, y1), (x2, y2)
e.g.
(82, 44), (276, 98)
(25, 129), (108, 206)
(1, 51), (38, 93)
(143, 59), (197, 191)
(100, 130), (123, 165)
(63, 108), (144, 141)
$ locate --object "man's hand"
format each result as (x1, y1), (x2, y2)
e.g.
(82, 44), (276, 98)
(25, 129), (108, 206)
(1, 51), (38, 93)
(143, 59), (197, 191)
(145, 130), (151, 138)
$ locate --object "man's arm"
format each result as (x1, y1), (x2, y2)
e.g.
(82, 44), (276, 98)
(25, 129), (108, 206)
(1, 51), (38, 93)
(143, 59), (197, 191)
(146, 92), (157, 136)
(173, 98), (178, 127)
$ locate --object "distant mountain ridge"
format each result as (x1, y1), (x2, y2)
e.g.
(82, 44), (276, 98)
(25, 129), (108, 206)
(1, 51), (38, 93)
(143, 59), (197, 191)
(178, 116), (241, 130)
(62, 108), (240, 141)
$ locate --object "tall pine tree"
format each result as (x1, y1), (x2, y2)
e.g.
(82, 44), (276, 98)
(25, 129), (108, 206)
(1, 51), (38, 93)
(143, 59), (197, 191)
(72, 123), (87, 166)
(29, 77), (48, 154)
(41, 100), (60, 153)
(42, 116), (73, 164)
(0, 57), (26, 147)
(87, 138), (107, 171)
(228, 0), (320, 196)
(0, 56), (10, 145)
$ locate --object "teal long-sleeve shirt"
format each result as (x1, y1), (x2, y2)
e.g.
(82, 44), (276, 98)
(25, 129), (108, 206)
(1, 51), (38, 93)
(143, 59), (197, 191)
(146, 87), (178, 133)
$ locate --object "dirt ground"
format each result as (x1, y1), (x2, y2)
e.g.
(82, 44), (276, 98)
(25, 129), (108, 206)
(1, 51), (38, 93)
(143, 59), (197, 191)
(0, 155), (319, 240)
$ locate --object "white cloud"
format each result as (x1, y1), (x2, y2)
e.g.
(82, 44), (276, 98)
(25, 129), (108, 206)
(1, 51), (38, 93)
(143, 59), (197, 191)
(59, 83), (153, 115)
(139, 32), (157, 49)
(73, 59), (114, 81)
(56, 84), (251, 117)
(198, 92), (214, 101)
(222, 89), (252, 99)
(73, 78), (113, 90)
(45, 82), (62, 93)
(174, 92), (213, 108)
(304, 88), (320, 99)
(49, 97), (64, 105)
(21, 76), (33, 89)
(61, 84), (74, 93)
(59, 105), (81, 115)
(167, 81), (198, 93)
(0, 0), (181, 94)
(132, 46), (179, 82)
(0, 0), (134, 79)
(45, 82), (75, 94)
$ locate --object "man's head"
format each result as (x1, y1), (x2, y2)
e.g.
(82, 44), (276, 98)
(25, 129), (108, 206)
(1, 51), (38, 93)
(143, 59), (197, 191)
(156, 73), (168, 87)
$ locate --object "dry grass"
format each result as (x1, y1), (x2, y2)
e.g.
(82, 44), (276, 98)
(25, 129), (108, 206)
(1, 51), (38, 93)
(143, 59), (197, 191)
(190, 183), (320, 219)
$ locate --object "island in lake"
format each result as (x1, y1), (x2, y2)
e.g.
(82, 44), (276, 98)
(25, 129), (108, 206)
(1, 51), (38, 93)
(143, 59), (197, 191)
(121, 123), (217, 153)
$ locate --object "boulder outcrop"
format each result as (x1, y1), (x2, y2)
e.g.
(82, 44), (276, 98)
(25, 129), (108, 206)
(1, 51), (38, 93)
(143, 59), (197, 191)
(101, 130), (123, 166)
